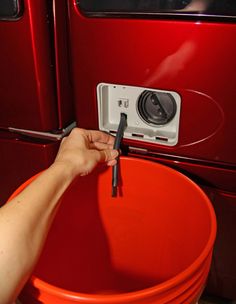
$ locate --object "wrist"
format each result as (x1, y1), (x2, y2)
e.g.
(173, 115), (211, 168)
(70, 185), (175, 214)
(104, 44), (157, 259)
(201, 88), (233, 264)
(49, 161), (76, 186)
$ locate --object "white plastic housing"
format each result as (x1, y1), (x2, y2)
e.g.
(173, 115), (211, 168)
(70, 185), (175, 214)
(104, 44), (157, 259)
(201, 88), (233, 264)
(97, 83), (181, 146)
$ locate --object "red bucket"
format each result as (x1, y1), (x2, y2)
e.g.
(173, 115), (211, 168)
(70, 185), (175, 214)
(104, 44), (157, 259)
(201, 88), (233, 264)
(10, 157), (216, 303)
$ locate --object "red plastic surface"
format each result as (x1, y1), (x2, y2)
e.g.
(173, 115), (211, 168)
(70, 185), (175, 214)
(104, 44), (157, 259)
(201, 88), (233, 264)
(9, 157), (216, 303)
(68, 2), (236, 166)
(0, 0), (73, 131)
(0, 132), (59, 205)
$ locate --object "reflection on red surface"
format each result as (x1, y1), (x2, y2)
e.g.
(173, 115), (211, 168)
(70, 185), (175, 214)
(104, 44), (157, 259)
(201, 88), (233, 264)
(68, 3), (236, 165)
(0, 1), (57, 130)
(0, 0), (74, 131)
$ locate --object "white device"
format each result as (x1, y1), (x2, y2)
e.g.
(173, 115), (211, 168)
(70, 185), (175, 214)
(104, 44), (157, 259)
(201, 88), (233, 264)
(97, 83), (181, 146)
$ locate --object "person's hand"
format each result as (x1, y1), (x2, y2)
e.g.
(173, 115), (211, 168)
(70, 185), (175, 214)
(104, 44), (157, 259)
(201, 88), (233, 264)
(53, 128), (119, 178)
(0, 129), (118, 304)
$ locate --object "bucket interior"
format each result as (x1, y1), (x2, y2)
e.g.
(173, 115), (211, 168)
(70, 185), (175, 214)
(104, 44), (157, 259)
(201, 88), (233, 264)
(33, 157), (214, 295)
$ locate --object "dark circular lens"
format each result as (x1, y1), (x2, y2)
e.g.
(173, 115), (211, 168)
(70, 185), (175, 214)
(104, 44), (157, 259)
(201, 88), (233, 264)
(137, 90), (177, 125)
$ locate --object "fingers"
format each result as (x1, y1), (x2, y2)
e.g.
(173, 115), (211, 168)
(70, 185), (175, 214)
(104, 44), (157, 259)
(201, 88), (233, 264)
(96, 149), (119, 163)
(89, 130), (115, 145)
(75, 128), (115, 145)
(89, 141), (113, 151)
(107, 159), (117, 166)
(60, 128), (118, 177)
(76, 129), (118, 166)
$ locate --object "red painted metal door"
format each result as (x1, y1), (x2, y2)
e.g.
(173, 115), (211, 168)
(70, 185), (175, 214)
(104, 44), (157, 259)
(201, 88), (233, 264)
(0, 0), (73, 203)
(0, 0), (73, 131)
(67, 0), (236, 166)
(0, 130), (59, 205)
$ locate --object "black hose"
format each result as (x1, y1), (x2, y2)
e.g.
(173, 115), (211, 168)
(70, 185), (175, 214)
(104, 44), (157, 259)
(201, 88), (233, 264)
(112, 113), (127, 197)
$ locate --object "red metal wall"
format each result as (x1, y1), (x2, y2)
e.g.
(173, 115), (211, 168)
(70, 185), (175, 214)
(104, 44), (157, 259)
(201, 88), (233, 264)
(68, 2), (236, 167)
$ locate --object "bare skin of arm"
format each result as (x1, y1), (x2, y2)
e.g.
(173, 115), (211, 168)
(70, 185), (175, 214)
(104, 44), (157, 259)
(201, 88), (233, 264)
(0, 128), (118, 304)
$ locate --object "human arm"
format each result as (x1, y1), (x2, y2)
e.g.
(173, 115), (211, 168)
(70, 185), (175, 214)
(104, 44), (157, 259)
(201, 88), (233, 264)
(0, 128), (118, 304)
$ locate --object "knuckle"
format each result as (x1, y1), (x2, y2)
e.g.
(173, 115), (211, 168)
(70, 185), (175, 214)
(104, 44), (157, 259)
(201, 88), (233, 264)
(71, 128), (85, 136)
